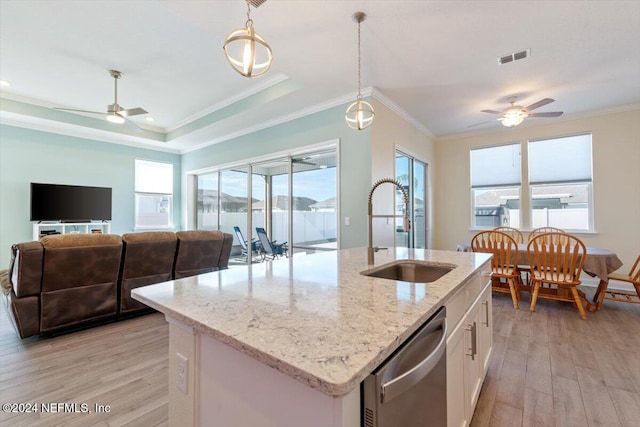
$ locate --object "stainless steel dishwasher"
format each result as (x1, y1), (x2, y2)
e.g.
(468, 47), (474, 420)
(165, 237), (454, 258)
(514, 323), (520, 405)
(362, 306), (447, 427)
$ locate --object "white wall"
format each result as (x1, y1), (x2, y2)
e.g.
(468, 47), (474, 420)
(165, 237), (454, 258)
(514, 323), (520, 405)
(0, 125), (181, 270)
(434, 108), (640, 271)
(371, 99), (435, 248)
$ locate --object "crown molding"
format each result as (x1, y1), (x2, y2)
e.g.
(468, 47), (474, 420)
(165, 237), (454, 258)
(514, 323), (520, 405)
(180, 89), (370, 154)
(166, 72), (291, 132)
(0, 92), (165, 133)
(0, 112), (180, 154)
(370, 87), (435, 140)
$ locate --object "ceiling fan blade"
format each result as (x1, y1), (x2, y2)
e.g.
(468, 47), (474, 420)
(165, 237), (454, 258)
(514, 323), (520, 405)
(120, 115), (144, 133)
(525, 98), (554, 111)
(480, 109), (502, 115)
(54, 107), (103, 115)
(467, 119), (498, 128)
(528, 111), (564, 118)
(119, 107), (148, 117)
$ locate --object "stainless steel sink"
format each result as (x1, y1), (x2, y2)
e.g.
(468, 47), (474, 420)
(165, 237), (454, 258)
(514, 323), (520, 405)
(361, 261), (454, 283)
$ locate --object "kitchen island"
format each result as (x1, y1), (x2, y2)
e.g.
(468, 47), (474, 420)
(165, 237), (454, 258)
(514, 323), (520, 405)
(132, 247), (492, 427)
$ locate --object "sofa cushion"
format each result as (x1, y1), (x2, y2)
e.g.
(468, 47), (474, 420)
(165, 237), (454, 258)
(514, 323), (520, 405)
(174, 230), (227, 279)
(41, 233), (121, 248)
(39, 234), (122, 295)
(120, 231), (177, 313)
(40, 282), (117, 332)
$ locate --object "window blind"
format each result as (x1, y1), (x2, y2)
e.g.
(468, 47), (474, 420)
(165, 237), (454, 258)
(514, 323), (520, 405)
(528, 134), (592, 184)
(135, 159), (173, 194)
(471, 143), (521, 188)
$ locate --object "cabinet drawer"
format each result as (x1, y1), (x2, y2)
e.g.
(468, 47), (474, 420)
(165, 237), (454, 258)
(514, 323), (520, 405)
(446, 262), (491, 336)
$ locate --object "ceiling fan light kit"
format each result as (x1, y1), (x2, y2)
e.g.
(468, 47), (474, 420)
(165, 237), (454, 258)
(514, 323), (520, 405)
(54, 69), (148, 132)
(478, 96), (563, 128)
(106, 113), (125, 124)
(223, 0), (273, 78)
(345, 11), (374, 131)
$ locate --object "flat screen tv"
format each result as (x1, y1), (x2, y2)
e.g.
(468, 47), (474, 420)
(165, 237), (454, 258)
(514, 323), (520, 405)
(30, 183), (112, 222)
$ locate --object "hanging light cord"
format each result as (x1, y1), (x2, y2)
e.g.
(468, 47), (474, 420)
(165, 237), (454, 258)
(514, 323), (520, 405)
(245, 1), (253, 27)
(357, 18), (362, 100)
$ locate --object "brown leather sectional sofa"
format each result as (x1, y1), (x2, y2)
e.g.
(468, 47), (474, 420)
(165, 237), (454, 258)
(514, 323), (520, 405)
(1, 230), (232, 339)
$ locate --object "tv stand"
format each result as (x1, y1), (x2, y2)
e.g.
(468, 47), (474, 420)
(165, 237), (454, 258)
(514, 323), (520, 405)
(32, 221), (111, 240)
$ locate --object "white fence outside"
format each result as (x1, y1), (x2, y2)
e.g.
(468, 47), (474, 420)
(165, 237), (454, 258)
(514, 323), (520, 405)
(199, 211), (337, 245)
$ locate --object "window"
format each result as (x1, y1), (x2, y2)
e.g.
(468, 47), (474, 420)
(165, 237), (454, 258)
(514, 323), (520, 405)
(135, 159), (173, 228)
(470, 144), (521, 228)
(528, 134), (593, 230)
(192, 146), (338, 263)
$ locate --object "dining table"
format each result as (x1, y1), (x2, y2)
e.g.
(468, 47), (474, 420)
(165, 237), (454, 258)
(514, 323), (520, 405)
(456, 242), (623, 311)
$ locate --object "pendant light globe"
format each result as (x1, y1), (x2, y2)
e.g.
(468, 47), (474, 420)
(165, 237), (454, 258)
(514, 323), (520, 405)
(345, 98), (375, 130)
(223, 2), (273, 78)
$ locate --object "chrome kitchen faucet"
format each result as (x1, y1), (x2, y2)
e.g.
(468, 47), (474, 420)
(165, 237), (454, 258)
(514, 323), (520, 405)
(368, 178), (411, 265)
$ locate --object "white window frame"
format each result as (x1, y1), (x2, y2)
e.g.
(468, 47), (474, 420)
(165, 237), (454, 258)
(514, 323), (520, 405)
(134, 159), (174, 230)
(470, 143), (522, 230)
(527, 133), (594, 232)
(468, 133), (595, 232)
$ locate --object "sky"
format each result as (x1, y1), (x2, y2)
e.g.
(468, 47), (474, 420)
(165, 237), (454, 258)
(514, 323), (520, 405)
(198, 167), (337, 202)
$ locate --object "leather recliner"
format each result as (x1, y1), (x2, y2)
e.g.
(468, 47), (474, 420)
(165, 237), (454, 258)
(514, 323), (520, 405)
(119, 231), (177, 314)
(174, 230), (233, 279)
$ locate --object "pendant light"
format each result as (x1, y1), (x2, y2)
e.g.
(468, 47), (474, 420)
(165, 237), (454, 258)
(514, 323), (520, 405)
(345, 11), (374, 130)
(223, 0), (273, 78)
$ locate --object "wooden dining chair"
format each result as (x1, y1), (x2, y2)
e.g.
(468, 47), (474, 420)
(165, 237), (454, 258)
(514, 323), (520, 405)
(605, 253), (640, 304)
(494, 226), (529, 285)
(493, 226), (524, 243)
(528, 226), (566, 242)
(472, 230), (521, 309)
(527, 232), (588, 319)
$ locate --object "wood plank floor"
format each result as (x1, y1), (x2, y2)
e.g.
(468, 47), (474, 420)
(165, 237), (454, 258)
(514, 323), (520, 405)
(1, 287), (639, 427)
(472, 289), (640, 427)
(0, 298), (169, 427)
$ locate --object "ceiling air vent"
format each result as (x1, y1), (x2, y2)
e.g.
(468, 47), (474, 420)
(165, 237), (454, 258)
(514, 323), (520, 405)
(498, 48), (531, 65)
(248, 0), (268, 7)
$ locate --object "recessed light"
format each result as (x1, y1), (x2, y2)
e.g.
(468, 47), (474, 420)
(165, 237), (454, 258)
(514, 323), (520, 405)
(145, 117), (155, 122)
(0, 80), (11, 87)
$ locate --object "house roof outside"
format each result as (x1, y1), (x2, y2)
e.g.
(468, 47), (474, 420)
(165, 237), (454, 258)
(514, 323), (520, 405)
(475, 184), (590, 208)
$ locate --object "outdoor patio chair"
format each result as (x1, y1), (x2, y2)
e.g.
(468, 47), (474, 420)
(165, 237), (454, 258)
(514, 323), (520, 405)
(256, 227), (288, 260)
(233, 226), (262, 262)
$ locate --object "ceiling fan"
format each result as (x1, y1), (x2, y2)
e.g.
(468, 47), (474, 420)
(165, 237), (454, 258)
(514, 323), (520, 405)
(471, 96), (563, 128)
(54, 70), (148, 132)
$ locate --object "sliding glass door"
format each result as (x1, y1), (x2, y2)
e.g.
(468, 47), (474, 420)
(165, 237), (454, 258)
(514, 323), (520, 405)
(291, 151), (337, 253)
(196, 172), (218, 230)
(251, 159), (290, 250)
(194, 146), (337, 264)
(395, 151), (428, 249)
(219, 167), (248, 244)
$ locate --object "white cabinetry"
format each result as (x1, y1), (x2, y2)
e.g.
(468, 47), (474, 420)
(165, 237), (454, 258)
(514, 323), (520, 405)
(446, 263), (492, 427)
(32, 222), (111, 240)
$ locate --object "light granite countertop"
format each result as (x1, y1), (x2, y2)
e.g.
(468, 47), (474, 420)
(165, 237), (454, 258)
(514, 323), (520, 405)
(132, 247), (491, 397)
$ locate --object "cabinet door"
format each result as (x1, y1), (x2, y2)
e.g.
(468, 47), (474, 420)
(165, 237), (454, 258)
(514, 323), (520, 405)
(477, 284), (493, 377)
(447, 321), (467, 427)
(463, 306), (481, 420)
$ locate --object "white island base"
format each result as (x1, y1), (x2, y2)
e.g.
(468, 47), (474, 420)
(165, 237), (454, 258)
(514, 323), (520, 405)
(167, 317), (360, 427)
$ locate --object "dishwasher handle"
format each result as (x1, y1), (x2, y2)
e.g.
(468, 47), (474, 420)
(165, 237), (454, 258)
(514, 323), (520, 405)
(380, 318), (447, 404)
